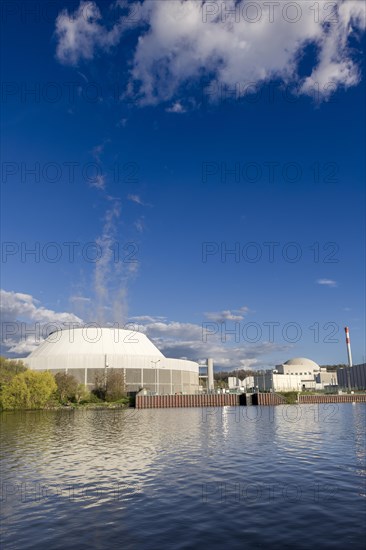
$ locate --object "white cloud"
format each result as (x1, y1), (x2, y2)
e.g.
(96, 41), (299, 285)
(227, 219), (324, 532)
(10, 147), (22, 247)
(127, 194), (152, 208)
(92, 142), (104, 161)
(300, 0), (366, 97)
(134, 217), (145, 233)
(1, 290), (289, 367)
(204, 306), (249, 322)
(317, 278), (338, 287)
(131, 0), (366, 104)
(166, 101), (186, 113)
(55, 1), (124, 65)
(70, 296), (91, 303)
(55, 1), (365, 103)
(127, 193), (144, 205)
(1, 289), (82, 324)
(0, 289), (83, 355)
(88, 141), (111, 189)
(132, 316), (290, 369)
(90, 174), (106, 189)
(129, 315), (167, 323)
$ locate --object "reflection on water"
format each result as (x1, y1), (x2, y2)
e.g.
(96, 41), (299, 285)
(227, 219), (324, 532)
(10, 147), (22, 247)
(1, 404), (365, 549)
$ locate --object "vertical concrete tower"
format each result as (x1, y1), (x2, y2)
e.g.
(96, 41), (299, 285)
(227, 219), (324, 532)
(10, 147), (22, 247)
(207, 358), (214, 392)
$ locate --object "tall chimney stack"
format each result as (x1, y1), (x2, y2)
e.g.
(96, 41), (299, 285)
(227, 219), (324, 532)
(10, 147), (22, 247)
(344, 326), (353, 367)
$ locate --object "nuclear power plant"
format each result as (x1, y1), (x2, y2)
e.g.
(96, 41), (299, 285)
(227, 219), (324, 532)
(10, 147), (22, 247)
(22, 323), (365, 394)
(24, 327), (207, 395)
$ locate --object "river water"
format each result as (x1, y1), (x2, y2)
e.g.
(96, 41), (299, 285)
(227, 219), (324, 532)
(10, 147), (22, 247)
(1, 404), (365, 549)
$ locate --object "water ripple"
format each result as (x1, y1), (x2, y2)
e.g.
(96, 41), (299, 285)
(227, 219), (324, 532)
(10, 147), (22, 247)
(1, 404), (365, 549)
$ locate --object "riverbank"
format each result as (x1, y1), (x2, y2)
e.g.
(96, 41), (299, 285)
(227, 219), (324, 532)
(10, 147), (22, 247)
(44, 401), (132, 410)
(0, 398), (133, 412)
(3, 393), (366, 412)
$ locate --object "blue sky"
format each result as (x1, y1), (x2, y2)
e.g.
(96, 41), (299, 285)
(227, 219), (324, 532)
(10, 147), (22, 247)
(1, 0), (365, 368)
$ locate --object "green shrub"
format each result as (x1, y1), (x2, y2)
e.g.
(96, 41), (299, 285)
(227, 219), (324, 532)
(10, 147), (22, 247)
(85, 392), (103, 404)
(74, 384), (91, 404)
(0, 370), (57, 410)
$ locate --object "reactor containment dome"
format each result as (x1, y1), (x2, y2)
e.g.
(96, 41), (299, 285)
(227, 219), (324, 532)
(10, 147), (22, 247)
(276, 357), (320, 375)
(24, 327), (199, 395)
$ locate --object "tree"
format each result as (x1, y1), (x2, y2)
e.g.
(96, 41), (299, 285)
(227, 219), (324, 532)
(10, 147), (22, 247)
(0, 357), (27, 389)
(92, 369), (126, 402)
(0, 370), (57, 410)
(54, 372), (78, 403)
(93, 372), (106, 400)
(105, 369), (126, 402)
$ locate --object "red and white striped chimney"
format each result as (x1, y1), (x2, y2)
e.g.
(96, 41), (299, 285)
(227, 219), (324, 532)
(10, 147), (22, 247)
(344, 326), (353, 367)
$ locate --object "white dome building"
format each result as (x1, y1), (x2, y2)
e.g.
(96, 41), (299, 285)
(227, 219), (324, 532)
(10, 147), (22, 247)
(276, 357), (320, 376)
(254, 357), (323, 392)
(24, 327), (199, 395)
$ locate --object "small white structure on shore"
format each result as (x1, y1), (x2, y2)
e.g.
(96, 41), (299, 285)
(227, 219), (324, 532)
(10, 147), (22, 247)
(228, 376), (254, 391)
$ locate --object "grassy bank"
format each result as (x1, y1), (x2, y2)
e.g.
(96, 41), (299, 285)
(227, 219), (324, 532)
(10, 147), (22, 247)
(276, 391), (298, 404)
(34, 398), (133, 411)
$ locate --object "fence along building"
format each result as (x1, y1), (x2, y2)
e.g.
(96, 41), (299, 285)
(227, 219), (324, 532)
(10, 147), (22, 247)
(24, 327), (199, 395)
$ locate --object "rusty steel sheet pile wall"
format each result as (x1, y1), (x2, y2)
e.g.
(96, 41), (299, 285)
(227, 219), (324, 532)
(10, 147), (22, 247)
(135, 393), (239, 409)
(299, 394), (366, 404)
(135, 393), (366, 408)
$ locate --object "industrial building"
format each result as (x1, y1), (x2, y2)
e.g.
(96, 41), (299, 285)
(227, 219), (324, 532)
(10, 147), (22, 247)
(337, 363), (366, 390)
(253, 357), (338, 392)
(336, 329), (366, 390)
(24, 327), (200, 395)
(228, 376), (254, 391)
